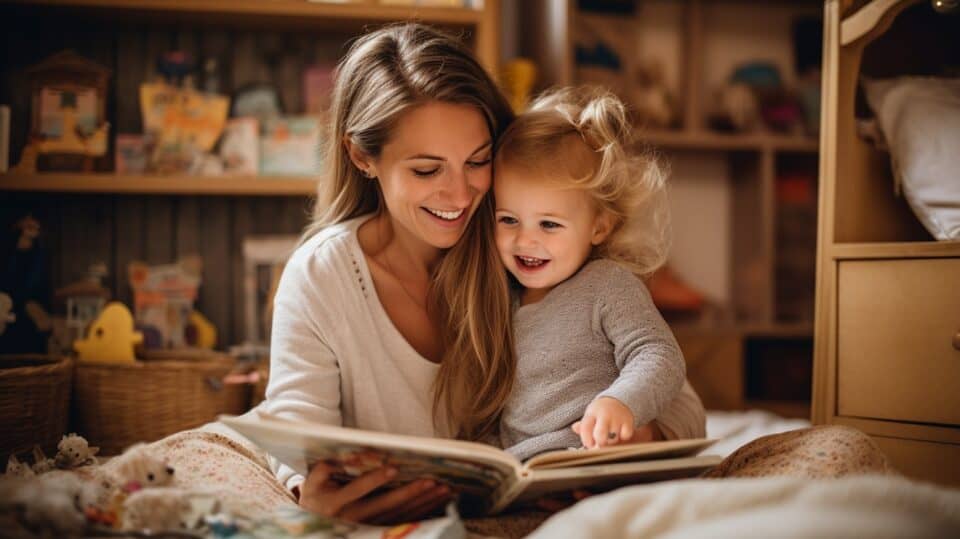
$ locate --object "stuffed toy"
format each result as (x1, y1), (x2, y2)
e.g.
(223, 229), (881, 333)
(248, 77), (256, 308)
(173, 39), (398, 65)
(55, 433), (99, 469)
(30, 446), (56, 474)
(0, 469), (104, 537)
(106, 443), (175, 493)
(120, 487), (221, 532)
(3, 455), (34, 478)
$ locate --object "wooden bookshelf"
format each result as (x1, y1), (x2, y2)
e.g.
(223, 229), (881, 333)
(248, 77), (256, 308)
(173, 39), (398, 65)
(2, 0), (501, 77)
(640, 129), (819, 153)
(0, 173), (316, 196)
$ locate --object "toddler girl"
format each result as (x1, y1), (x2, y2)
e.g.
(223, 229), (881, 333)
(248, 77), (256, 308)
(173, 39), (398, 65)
(495, 87), (686, 460)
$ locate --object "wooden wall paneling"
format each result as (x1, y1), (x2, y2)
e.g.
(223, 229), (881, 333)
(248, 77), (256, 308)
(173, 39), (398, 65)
(279, 196), (311, 235)
(196, 196), (233, 348)
(199, 30), (233, 96)
(232, 32), (270, 91)
(230, 198), (257, 347)
(115, 28), (147, 134)
(113, 197), (146, 307)
(144, 27), (173, 86)
(682, 0), (703, 131)
(729, 151), (771, 323)
(174, 197), (201, 257)
(143, 196), (174, 264)
(56, 195), (115, 292)
(273, 33), (305, 115)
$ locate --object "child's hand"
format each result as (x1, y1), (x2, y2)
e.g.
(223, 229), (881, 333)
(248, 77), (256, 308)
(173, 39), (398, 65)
(571, 397), (635, 449)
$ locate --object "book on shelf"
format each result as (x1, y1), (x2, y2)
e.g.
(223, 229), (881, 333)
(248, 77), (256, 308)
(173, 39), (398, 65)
(221, 412), (721, 516)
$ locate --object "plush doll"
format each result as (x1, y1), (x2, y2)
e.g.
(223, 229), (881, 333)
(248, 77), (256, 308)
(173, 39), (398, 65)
(4, 455), (34, 478)
(0, 470), (103, 537)
(73, 302), (142, 363)
(107, 443), (175, 493)
(55, 433), (99, 469)
(120, 487), (191, 530)
(30, 446), (56, 474)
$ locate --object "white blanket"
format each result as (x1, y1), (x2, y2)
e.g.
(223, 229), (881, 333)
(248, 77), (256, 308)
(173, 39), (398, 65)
(705, 410), (810, 457)
(527, 475), (960, 538)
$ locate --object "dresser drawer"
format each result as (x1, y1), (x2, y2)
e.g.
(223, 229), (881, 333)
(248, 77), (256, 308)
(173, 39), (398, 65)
(871, 435), (960, 487)
(837, 258), (960, 426)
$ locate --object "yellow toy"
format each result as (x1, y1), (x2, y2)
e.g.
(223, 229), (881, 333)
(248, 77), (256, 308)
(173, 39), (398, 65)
(501, 58), (537, 114)
(74, 302), (142, 363)
(188, 311), (217, 350)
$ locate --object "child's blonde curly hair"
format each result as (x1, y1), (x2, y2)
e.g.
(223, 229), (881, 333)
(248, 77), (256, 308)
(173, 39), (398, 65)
(495, 86), (670, 277)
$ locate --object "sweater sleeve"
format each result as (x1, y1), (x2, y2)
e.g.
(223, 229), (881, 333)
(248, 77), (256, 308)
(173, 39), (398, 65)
(261, 244), (343, 491)
(655, 380), (706, 440)
(595, 263), (687, 426)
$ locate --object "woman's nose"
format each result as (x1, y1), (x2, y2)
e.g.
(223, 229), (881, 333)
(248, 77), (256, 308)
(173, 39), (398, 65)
(443, 171), (474, 207)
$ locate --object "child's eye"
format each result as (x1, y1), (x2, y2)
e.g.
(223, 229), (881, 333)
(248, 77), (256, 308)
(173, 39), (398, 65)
(497, 216), (518, 225)
(540, 221), (562, 230)
(412, 167), (440, 178)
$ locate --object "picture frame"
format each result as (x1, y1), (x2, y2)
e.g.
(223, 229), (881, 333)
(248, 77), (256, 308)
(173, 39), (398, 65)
(242, 236), (299, 346)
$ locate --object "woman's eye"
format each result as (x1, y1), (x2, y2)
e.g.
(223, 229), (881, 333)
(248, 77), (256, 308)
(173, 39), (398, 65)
(497, 216), (518, 225)
(540, 221), (562, 230)
(412, 168), (440, 178)
(467, 158), (491, 169)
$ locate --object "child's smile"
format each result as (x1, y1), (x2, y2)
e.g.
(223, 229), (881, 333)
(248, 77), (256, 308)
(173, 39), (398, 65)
(494, 169), (611, 304)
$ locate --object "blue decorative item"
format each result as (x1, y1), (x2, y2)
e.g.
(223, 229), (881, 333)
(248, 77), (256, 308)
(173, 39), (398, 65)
(575, 43), (621, 70)
(731, 62), (782, 90)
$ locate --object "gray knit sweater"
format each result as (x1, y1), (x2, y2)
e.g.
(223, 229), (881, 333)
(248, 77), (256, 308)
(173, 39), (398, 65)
(500, 259), (686, 461)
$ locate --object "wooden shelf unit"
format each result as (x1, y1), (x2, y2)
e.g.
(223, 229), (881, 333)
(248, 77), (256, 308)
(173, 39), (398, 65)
(812, 0), (960, 486)
(513, 0), (824, 414)
(0, 173), (317, 196)
(517, 0), (822, 328)
(0, 0), (501, 350)
(2, 0), (500, 75)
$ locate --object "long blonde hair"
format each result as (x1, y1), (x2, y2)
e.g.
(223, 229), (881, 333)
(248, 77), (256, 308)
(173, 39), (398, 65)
(495, 86), (670, 277)
(303, 24), (516, 441)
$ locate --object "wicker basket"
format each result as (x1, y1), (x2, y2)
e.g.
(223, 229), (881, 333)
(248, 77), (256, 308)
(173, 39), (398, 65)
(0, 355), (73, 462)
(73, 355), (250, 455)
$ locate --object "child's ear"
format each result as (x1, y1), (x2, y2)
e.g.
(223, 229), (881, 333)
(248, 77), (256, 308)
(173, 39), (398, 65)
(343, 136), (377, 178)
(591, 210), (615, 245)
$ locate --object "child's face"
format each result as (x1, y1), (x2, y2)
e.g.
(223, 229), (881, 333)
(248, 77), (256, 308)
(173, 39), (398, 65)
(494, 167), (610, 300)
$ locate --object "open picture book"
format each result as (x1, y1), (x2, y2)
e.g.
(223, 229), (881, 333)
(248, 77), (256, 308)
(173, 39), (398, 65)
(221, 413), (722, 516)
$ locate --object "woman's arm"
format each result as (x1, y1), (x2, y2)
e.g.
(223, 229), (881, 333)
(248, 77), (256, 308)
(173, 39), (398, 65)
(263, 242), (452, 522)
(261, 248), (344, 490)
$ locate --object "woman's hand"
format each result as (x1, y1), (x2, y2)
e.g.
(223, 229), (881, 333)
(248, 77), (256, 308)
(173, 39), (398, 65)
(297, 462), (452, 524)
(571, 397), (636, 448)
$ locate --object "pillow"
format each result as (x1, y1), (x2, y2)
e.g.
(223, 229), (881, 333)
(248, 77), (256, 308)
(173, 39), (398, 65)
(862, 76), (960, 240)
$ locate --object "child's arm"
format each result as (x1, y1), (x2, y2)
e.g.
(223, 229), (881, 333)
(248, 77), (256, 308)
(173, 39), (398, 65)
(586, 262), (687, 447)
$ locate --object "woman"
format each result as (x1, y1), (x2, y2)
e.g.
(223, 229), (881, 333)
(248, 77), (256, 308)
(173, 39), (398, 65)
(260, 23), (707, 524)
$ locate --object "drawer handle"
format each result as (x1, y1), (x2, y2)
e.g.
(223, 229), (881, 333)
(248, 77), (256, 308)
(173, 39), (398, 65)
(954, 330), (960, 351)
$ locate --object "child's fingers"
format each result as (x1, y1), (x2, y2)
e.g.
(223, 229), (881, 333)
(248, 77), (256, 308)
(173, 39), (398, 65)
(593, 416), (612, 447)
(579, 416), (597, 448)
(620, 423), (634, 443)
(571, 421), (581, 435)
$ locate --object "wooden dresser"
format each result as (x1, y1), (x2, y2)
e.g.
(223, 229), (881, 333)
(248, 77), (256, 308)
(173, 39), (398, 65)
(812, 0), (960, 486)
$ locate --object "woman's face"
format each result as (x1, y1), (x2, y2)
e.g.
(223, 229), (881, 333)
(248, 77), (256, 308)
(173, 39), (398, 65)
(364, 101), (493, 250)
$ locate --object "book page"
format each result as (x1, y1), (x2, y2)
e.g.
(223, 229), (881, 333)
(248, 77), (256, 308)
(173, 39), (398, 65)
(221, 414), (521, 515)
(524, 438), (716, 471)
(509, 455), (723, 509)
